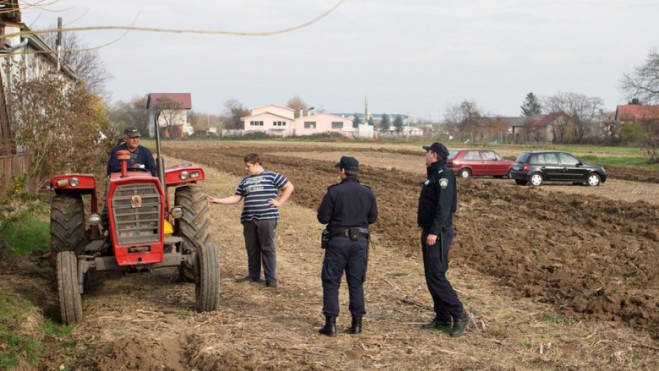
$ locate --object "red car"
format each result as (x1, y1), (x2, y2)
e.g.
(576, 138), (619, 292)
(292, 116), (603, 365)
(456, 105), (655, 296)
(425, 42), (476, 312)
(446, 149), (514, 179)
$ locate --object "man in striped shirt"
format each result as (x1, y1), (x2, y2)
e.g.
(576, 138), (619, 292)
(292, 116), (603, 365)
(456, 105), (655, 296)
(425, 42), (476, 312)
(208, 153), (294, 287)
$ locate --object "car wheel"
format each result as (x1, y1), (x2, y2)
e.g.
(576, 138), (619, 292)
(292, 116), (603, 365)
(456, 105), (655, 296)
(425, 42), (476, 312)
(515, 179), (528, 185)
(587, 173), (601, 186)
(459, 168), (471, 179)
(530, 173), (543, 186)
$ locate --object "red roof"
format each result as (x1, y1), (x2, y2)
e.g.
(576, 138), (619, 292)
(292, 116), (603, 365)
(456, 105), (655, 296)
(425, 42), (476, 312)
(534, 112), (569, 128)
(615, 105), (659, 122)
(146, 93), (192, 109)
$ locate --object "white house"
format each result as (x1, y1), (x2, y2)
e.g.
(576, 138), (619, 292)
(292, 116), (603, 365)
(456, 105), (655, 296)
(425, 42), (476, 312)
(242, 104), (359, 137)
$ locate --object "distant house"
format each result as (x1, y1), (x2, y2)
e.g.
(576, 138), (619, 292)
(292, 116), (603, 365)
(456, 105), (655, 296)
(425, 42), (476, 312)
(146, 93), (192, 138)
(615, 105), (659, 123)
(242, 104), (356, 137)
(534, 112), (571, 142)
(0, 1), (78, 154)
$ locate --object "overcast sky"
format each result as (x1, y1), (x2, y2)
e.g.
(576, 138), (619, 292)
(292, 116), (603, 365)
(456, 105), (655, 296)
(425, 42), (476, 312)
(21, 0), (658, 120)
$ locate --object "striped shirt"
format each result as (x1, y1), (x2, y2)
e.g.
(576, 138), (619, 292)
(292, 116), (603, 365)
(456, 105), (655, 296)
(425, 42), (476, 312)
(236, 170), (289, 222)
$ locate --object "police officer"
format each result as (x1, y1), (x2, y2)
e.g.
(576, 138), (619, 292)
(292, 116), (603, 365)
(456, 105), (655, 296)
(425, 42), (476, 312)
(418, 142), (469, 337)
(317, 156), (378, 336)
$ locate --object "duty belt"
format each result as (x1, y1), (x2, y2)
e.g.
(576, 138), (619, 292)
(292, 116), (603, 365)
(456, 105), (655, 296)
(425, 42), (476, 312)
(330, 228), (369, 238)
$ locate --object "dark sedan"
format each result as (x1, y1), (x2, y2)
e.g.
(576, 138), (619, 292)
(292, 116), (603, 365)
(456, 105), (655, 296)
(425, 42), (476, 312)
(510, 151), (607, 186)
(446, 149), (514, 179)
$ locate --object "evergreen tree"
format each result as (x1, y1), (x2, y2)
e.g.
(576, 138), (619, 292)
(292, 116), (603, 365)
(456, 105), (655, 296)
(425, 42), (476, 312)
(393, 115), (404, 133)
(521, 92), (542, 117)
(380, 114), (391, 132)
(352, 115), (362, 128)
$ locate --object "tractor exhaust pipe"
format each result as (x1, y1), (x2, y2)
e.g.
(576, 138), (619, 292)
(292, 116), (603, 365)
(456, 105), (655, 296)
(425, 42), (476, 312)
(117, 150), (130, 177)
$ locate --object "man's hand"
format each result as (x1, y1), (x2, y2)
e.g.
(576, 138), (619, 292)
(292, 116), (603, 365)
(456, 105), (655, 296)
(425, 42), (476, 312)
(268, 198), (282, 208)
(426, 233), (438, 246)
(207, 196), (221, 204)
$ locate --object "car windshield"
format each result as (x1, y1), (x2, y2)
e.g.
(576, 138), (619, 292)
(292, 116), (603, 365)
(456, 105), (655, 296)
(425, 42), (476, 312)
(448, 150), (459, 160)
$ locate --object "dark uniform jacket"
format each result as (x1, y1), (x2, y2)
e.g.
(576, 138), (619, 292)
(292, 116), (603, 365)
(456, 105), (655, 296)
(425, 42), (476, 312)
(417, 160), (457, 235)
(317, 176), (378, 232)
(107, 143), (157, 176)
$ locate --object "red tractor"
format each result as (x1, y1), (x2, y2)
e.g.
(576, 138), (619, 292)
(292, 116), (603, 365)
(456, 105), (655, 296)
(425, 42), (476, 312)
(49, 130), (218, 324)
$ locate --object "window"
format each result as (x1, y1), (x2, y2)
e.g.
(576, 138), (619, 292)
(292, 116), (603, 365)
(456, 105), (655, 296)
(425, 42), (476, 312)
(273, 121), (286, 127)
(530, 155), (543, 165)
(481, 151), (496, 161)
(544, 153), (558, 165)
(304, 121), (316, 129)
(250, 121), (264, 126)
(559, 153), (580, 166)
(331, 121), (343, 129)
(464, 151), (480, 160)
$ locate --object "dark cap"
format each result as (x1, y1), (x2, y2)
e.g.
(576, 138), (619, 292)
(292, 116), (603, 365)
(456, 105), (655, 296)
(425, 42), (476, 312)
(334, 156), (359, 169)
(124, 126), (141, 138)
(422, 142), (449, 158)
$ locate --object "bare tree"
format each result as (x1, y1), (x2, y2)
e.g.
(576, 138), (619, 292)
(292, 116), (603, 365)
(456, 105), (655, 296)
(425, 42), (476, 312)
(444, 100), (482, 142)
(621, 48), (659, 104)
(543, 92), (603, 143)
(109, 96), (149, 135)
(153, 96), (185, 139)
(41, 29), (112, 96)
(222, 99), (250, 130)
(189, 111), (222, 132)
(287, 96), (309, 118)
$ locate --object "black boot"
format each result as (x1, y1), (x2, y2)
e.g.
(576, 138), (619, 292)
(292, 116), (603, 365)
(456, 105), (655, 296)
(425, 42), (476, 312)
(421, 317), (452, 329)
(449, 311), (470, 337)
(319, 315), (337, 337)
(349, 316), (362, 334)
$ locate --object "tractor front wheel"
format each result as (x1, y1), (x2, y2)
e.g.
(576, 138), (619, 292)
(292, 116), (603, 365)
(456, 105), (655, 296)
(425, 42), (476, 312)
(57, 251), (83, 324)
(51, 194), (87, 254)
(195, 243), (219, 312)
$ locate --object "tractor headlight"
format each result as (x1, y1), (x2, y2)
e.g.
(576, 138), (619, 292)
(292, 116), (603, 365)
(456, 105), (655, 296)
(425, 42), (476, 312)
(88, 213), (101, 225)
(179, 171), (189, 180)
(170, 207), (183, 219)
(69, 177), (79, 187)
(189, 171), (200, 179)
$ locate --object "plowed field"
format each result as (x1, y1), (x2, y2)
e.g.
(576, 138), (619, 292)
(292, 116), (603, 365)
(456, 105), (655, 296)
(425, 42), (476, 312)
(1, 140), (657, 370)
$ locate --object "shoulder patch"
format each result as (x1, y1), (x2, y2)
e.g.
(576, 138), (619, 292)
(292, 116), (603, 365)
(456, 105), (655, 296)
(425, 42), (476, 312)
(439, 178), (449, 189)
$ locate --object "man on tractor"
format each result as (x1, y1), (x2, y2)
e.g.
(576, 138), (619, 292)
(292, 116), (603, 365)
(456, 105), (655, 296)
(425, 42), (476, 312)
(107, 126), (157, 176)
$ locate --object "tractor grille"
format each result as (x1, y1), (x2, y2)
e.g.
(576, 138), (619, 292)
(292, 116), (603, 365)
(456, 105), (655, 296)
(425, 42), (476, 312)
(111, 183), (161, 245)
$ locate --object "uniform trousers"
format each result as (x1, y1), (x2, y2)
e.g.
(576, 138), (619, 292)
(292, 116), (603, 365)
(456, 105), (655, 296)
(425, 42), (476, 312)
(321, 236), (368, 317)
(242, 219), (277, 284)
(421, 226), (463, 322)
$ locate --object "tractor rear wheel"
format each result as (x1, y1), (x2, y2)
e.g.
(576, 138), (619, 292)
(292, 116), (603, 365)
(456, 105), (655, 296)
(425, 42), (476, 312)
(195, 243), (219, 311)
(174, 185), (219, 310)
(57, 251), (83, 324)
(174, 185), (212, 249)
(51, 194), (87, 254)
